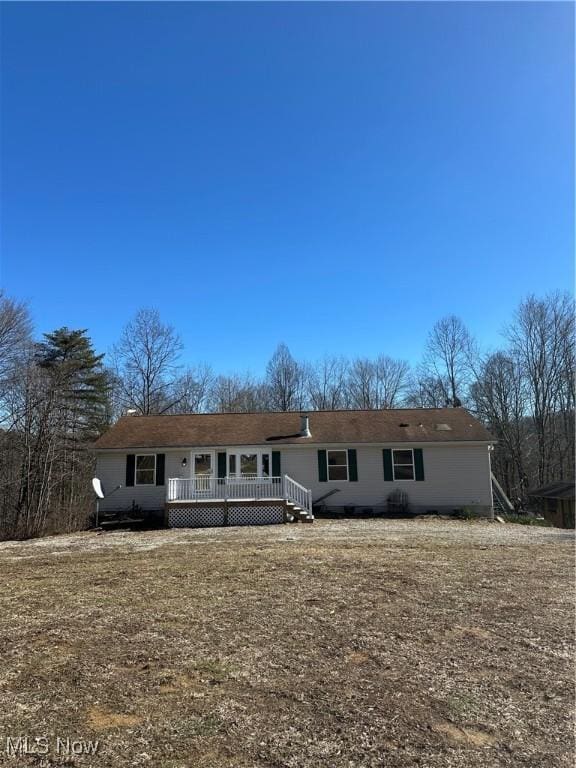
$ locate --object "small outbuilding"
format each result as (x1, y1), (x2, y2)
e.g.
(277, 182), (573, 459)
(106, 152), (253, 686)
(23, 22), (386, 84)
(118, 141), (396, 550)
(528, 481), (575, 529)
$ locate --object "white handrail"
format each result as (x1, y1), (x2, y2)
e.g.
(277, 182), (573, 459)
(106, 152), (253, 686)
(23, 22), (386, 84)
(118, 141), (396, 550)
(284, 474), (308, 495)
(284, 474), (313, 516)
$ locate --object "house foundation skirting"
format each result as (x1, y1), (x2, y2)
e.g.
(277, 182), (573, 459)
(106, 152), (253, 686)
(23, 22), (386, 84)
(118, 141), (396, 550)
(315, 503), (494, 518)
(166, 499), (286, 528)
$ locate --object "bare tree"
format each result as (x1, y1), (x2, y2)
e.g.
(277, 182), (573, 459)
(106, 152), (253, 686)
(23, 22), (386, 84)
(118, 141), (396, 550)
(507, 292), (575, 485)
(0, 291), (32, 415)
(347, 356), (410, 409)
(265, 343), (307, 411)
(422, 315), (475, 406)
(0, 294), (34, 538)
(166, 364), (214, 414)
(373, 355), (411, 407)
(208, 373), (267, 413)
(404, 371), (447, 408)
(556, 312), (576, 477)
(112, 308), (183, 414)
(347, 358), (376, 409)
(307, 356), (349, 410)
(471, 351), (528, 501)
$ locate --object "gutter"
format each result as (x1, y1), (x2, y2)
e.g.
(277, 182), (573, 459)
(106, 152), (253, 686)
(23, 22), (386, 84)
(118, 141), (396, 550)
(93, 440), (496, 452)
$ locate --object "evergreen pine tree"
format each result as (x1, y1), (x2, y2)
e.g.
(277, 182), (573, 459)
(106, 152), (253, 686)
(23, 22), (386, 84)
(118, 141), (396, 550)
(36, 327), (111, 440)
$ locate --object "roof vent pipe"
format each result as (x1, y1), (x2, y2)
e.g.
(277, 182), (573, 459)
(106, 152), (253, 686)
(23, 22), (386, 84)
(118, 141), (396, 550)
(300, 413), (311, 438)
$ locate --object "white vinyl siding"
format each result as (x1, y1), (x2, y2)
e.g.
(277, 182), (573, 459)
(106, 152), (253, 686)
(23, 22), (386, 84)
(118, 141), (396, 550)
(96, 443), (493, 514)
(96, 451), (183, 512)
(281, 444), (492, 510)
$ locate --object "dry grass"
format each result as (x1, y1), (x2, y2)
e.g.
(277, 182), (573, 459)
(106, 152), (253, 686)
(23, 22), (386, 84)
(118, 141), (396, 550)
(0, 519), (573, 767)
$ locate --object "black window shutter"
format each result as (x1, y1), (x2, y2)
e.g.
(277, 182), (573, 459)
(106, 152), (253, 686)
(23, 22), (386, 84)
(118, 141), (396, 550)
(156, 454), (165, 486)
(126, 454), (135, 487)
(272, 451), (281, 477)
(382, 449), (393, 482)
(318, 449), (327, 482)
(348, 449), (358, 481)
(217, 452), (227, 479)
(414, 449), (425, 481)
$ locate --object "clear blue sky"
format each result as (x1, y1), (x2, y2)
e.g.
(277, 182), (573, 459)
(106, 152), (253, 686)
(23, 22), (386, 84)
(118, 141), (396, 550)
(1, 2), (573, 374)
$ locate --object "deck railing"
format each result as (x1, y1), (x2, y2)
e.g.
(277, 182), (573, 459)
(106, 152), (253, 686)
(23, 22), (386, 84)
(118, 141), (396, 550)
(167, 474), (313, 517)
(167, 476), (282, 502)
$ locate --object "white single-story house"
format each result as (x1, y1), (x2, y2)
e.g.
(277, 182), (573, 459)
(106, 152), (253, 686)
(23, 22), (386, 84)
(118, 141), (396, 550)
(93, 408), (495, 527)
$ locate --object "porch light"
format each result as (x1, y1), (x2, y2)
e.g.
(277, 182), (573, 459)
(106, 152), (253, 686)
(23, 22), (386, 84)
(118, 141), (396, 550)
(181, 457), (187, 467)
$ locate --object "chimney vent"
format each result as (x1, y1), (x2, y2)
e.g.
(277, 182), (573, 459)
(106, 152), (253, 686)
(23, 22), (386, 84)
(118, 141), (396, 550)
(299, 413), (311, 438)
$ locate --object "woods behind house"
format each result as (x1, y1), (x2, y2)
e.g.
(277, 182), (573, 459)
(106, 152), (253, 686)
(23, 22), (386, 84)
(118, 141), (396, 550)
(0, 291), (573, 539)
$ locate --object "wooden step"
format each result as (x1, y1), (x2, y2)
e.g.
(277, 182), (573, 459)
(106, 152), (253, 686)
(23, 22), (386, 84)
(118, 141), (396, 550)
(286, 500), (314, 524)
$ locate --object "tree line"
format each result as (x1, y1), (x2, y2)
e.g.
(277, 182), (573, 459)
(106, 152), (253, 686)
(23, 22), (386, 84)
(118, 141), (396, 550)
(0, 290), (573, 539)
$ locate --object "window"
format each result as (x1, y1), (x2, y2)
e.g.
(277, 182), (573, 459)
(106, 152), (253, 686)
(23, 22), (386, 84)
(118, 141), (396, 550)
(240, 453), (258, 476)
(392, 449), (414, 481)
(327, 450), (348, 481)
(136, 454), (156, 485)
(228, 451), (271, 477)
(194, 453), (213, 476)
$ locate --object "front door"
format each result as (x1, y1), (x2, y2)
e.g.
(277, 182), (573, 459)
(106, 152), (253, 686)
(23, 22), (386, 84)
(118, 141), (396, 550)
(192, 452), (214, 495)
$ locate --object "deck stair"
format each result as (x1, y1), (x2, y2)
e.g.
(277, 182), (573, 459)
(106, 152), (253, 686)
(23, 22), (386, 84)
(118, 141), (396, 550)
(284, 474), (314, 523)
(286, 500), (314, 523)
(491, 473), (514, 514)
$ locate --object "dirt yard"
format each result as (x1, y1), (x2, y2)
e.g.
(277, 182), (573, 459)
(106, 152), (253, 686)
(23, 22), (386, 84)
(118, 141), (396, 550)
(0, 519), (573, 767)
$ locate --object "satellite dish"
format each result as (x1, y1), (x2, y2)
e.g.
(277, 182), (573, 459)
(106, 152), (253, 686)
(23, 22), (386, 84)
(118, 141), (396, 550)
(92, 478), (105, 499)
